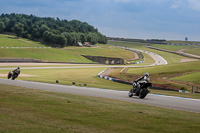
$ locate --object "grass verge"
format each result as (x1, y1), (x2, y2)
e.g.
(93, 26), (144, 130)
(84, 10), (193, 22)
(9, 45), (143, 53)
(0, 84), (200, 133)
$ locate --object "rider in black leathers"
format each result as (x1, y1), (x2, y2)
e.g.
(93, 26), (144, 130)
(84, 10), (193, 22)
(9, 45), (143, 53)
(13, 67), (20, 77)
(133, 72), (150, 91)
(135, 72), (150, 83)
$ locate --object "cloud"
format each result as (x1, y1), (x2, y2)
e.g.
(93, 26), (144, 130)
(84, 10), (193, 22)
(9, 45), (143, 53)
(188, 0), (200, 11)
(170, 1), (181, 9)
(0, 0), (200, 41)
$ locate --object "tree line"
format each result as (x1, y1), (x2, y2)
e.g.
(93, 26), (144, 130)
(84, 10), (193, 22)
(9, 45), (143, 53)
(0, 13), (107, 47)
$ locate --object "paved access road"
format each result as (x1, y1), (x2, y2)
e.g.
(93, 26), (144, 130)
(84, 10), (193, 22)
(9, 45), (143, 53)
(1, 78), (200, 113)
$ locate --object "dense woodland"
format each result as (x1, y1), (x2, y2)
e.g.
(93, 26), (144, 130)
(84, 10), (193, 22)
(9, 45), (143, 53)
(0, 13), (107, 47)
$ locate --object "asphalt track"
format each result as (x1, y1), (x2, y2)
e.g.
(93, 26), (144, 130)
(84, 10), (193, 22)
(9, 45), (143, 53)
(0, 78), (200, 113)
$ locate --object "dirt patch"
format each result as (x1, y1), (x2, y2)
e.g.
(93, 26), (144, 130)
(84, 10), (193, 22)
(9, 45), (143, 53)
(177, 49), (187, 53)
(127, 52), (139, 60)
(0, 74), (36, 77)
(101, 68), (117, 76)
(180, 58), (199, 63)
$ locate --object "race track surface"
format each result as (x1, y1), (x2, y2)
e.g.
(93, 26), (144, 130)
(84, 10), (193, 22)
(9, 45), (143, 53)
(1, 78), (200, 113)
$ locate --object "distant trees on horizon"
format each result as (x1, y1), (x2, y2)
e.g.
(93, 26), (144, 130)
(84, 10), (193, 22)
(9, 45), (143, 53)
(0, 13), (107, 47)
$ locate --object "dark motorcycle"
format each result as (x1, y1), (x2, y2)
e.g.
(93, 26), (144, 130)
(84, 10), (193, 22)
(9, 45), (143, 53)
(7, 71), (19, 80)
(128, 82), (152, 99)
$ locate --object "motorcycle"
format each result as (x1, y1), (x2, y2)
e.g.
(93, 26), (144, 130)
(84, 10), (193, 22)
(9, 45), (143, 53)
(7, 71), (19, 80)
(128, 82), (152, 99)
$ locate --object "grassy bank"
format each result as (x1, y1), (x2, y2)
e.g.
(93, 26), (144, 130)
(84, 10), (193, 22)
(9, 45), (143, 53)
(0, 48), (94, 63)
(185, 48), (200, 56)
(0, 34), (134, 63)
(0, 46), (134, 63)
(1, 84), (200, 133)
(0, 34), (46, 47)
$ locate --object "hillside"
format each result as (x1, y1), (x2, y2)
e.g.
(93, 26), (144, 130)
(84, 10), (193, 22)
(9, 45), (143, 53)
(0, 34), (133, 63)
(0, 13), (107, 47)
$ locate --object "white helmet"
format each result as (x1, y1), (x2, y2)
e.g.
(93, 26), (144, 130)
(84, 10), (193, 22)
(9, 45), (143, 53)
(144, 72), (149, 76)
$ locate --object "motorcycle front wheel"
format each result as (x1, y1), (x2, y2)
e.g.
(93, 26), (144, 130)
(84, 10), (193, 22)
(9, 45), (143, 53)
(128, 89), (134, 97)
(8, 74), (11, 79)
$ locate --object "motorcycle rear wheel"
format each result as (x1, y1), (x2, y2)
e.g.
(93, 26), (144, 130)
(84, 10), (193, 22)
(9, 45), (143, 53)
(139, 88), (148, 99)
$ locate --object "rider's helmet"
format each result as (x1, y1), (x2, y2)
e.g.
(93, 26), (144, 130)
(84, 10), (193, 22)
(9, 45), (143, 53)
(17, 67), (20, 69)
(144, 72), (149, 76)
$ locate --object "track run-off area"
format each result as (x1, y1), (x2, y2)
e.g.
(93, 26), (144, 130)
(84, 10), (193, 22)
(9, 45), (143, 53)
(1, 48), (200, 113)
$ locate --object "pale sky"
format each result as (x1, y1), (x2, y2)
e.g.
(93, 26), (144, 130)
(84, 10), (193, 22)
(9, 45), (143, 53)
(0, 0), (200, 41)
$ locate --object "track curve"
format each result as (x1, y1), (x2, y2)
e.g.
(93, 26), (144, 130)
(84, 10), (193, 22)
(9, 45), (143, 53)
(0, 79), (200, 113)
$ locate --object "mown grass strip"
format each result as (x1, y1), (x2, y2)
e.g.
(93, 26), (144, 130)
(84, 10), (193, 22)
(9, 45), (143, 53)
(171, 71), (200, 84)
(127, 61), (200, 75)
(0, 84), (200, 133)
(0, 34), (45, 47)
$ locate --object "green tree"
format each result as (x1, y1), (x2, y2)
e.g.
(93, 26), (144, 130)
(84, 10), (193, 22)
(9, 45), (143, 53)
(57, 35), (67, 47)
(0, 22), (5, 33)
(0, 13), (107, 47)
(43, 31), (51, 42)
(61, 32), (73, 45)
(87, 33), (97, 44)
(79, 33), (87, 43)
(71, 32), (80, 45)
(12, 23), (24, 38)
(40, 24), (50, 37)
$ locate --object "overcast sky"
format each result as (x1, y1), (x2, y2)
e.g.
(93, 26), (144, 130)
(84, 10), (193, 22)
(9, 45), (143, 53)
(0, 0), (200, 41)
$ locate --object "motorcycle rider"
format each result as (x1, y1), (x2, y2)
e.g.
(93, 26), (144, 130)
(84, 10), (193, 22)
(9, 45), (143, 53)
(133, 72), (150, 91)
(13, 67), (20, 77)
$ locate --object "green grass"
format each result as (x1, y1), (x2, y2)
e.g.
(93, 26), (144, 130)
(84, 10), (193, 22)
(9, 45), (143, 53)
(0, 34), (45, 47)
(108, 40), (146, 48)
(151, 44), (194, 51)
(166, 40), (200, 44)
(185, 48), (200, 56)
(127, 61), (200, 75)
(0, 48), (94, 63)
(0, 35), (135, 63)
(1, 84), (200, 133)
(171, 71), (200, 84)
(64, 45), (134, 60)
